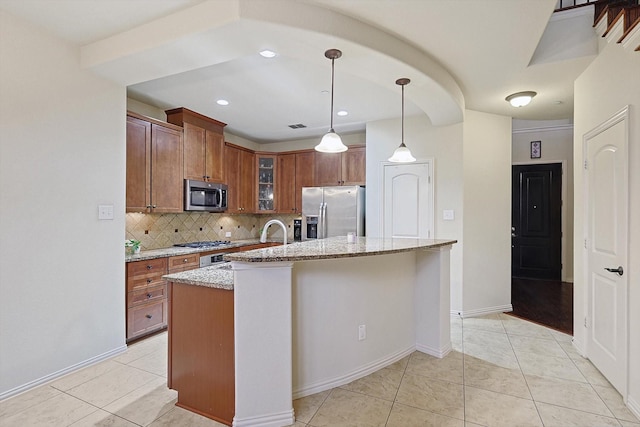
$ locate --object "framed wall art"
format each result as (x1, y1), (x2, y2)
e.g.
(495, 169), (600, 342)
(530, 140), (541, 159)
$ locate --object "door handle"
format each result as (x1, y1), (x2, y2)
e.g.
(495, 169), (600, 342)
(604, 266), (624, 276)
(511, 233), (517, 237)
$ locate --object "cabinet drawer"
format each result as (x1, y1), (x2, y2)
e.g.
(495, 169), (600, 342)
(127, 274), (165, 292)
(127, 258), (167, 277)
(127, 299), (167, 339)
(168, 254), (199, 272)
(128, 284), (167, 308)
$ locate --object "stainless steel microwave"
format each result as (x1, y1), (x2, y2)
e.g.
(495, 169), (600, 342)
(184, 180), (227, 212)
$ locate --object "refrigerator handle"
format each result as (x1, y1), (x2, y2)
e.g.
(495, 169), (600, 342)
(322, 202), (328, 238)
(318, 203), (324, 239)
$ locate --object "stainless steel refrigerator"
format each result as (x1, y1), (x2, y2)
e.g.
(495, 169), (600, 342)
(302, 186), (365, 240)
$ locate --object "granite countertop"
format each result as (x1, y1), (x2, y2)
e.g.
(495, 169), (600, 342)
(125, 239), (281, 262)
(164, 263), (233, 290)
(163, 237), (457, 290)
(225, 236), (457, 263)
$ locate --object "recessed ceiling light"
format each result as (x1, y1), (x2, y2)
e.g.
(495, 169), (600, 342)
(216, 99), (229, 106)
(259, 50), (277, 58)
(337, 110), (348, 116)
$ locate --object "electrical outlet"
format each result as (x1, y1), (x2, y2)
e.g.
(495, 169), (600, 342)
(443, 210), (455, 221)
(358, 324), (366, 341)
(225, 231), (231, 237)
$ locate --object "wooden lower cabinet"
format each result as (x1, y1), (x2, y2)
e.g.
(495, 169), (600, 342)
(126, 257), (169, 342)
(168, 283), (235, 425)
(168, 253), (199, 273)
(127, 299), (167, 339)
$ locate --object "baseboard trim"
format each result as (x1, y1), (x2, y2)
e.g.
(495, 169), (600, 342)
(232, 409), (295, 427)
(416, 341), (452, 358)
(292, 345), (415, 400)
(571, 337), (586, 358)
(0, 345), (127, 401)
(450, 304), (513, 318)
(627, 395), (640, 420)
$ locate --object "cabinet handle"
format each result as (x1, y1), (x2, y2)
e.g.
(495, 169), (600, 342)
(183, 258), (188, 263)
(146, 278), (152, 283)
(152, 205), (157, 208)
(146, 265), (153, 270)
(146, 205), (152, 209)
(145, 314), (152, 319)
(146, 293), (152, 299)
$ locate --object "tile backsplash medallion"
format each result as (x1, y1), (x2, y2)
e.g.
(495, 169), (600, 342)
(126, 212), (300, 250)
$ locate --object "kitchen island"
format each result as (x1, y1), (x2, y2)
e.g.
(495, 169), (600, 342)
(165, 236), (456, 427)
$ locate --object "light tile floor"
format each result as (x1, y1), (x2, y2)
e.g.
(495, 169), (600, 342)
(1, 314), (638, 426)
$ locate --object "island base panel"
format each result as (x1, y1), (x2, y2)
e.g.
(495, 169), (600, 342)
(168, 282), (235, 425)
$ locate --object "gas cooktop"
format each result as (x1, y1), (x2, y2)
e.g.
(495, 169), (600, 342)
(173, 241), (231, 249)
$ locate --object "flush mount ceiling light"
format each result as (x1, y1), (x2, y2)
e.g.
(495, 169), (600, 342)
(216, 99), (229, 106)
(505, 91), (537, 107)
(388, 78), (416, 163)
(337, 110), (348, 116)
(259, 49), (277, 58)
(315, 49), (348, 153)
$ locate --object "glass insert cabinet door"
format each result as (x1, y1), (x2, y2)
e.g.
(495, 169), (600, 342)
(257, 155), (275, 211)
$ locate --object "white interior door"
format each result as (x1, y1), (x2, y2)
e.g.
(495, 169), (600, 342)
(383, 161), (433, 239)
(584, 108), (628, 395)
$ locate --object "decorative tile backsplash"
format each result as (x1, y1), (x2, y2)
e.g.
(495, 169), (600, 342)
(126, 212), (300, 250)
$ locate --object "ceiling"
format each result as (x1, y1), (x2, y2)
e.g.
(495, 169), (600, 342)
(0, 0), (596, 143)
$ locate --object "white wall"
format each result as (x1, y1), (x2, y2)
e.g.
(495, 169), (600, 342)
(366, 111), (511, 317)
(0, 11), (126, 397)
(512, 121), (574, 281)
(573, 43), (640, 413)
(462, 110), (512, 315)
(365, 114), (464, 310)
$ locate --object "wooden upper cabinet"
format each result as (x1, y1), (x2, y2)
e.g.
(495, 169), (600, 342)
(166, 107), (226, 183)
(151, 124), (184, 213)
(205, 130), (225, 182)
(341, 146), (366, 185)
(240, 149), (255, 213)
(256, 154), (277, 213)
(295, 151), (315, 213)
(314, 146), (365, 186)
(277, 153), (296, 214)
(224, 145), (240, 213)
(225, 144), (255, 213)
(314, 152), (342, 186)
(126, 116), (151, 212)
(126, 113), (183, 213)
(182, 123), (206, 181)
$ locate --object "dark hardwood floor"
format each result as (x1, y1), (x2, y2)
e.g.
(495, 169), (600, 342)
(508, 277), (573, 336)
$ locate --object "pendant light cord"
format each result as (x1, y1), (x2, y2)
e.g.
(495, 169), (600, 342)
(401, 83), (405, 146)
(330, 57), (335, 131)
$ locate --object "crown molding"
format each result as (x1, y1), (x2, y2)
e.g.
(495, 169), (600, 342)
(512, 124), (574, 134)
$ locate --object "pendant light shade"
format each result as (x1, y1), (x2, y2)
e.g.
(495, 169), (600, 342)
(388, 78), (416, 163)
(315, 49), (348, 153)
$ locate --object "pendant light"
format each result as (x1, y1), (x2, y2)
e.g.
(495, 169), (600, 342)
(315, 49), (348, 153)
(388, 78), (416, 163)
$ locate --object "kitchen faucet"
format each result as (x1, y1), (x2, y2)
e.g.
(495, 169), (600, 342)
(260, 219), (287, 245)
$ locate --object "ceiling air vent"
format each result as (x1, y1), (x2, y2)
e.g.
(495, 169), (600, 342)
(288, 124), (307, 129)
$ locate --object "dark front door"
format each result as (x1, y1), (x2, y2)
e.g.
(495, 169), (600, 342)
(512, 163), (562, 280)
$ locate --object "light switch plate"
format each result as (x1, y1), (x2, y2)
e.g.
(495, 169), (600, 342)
(98, 204), (114, 220)
(443, 210), (455, 221)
